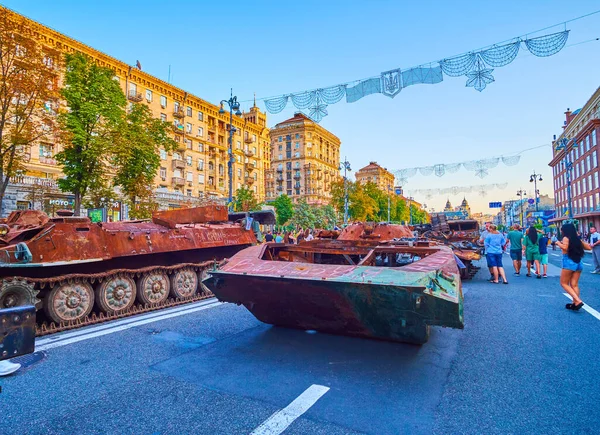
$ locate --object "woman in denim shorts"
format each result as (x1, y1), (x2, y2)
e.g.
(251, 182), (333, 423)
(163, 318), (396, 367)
(556, 223), (592, 311)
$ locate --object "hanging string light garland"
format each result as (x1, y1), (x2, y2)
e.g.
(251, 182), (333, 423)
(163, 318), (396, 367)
(392, 144), (550, 185)
(406, 183), (509, 200)
(261, 30), (570, 122)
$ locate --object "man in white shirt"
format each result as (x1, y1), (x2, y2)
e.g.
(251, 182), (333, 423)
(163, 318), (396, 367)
(479, 222), (493, 280)
(590, 227), (600, 273)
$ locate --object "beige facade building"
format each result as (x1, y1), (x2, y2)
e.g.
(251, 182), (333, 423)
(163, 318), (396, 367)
(355, 162), (395, 193)
(266, 113), (341, 204)
(3, 7), (270, 215)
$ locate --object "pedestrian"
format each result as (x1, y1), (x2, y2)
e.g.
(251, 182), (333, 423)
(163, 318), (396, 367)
(479, 222), (494, 280)
(551, 233), (558, 251)
(264, 230), (274, 243)
(523, 226), (542, 278)
(507, 224), (524, 276)
(556, 223), (592, 310)
(538, 232), (549, 278)
(305, 229), (314, 242)
(275, 231), (283, 243)
(590, 226), (600, 274)
(0, 359), (21, 376)
(484, 224), (508, 284)
(296, 229), (305, 244)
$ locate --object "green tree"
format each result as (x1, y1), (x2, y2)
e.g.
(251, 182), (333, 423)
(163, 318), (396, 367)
(0, 9), (60, 207)
(272, 194), (293, 225)
(113, 103), (176, 219)
(290, 198), (315, 228)
(233, 185), (262, 212)
(410, 204), (428, 224)
(56, 53), (125, 215)
(314, 204), (337, 229)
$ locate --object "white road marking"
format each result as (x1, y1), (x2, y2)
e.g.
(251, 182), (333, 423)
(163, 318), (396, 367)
(583, 262), (592, 266)
(563, 293), (600, 321)
(36, 301), (222, 352)
(36, 298), (218, 346)
(251, 384), (330, 435)
(551, 253), (560, 256)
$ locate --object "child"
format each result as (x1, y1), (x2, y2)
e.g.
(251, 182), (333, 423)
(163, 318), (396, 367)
(538, 233), (549, 277)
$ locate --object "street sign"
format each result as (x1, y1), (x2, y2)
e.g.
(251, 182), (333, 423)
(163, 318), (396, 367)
(527, 198), (535, 205)
(488, 202), (502, 208)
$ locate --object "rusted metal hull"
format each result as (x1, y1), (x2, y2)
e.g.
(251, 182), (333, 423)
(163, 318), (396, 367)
(204, 244), (463, 345)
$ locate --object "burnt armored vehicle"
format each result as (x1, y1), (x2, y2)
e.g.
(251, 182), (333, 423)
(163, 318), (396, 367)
(0, 206), (262, 326)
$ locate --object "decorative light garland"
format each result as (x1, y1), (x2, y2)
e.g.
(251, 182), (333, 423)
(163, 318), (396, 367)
(262, 30), (569, 122)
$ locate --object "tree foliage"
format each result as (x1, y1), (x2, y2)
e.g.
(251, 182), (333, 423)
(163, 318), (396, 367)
(289, 198), (315, 229)
(56, 53), (125, 215)
(272, 194), (293, 226)
(330, 179), (424, 224)
(233, 185), (262, 212)
(0, 9), (60, 206)
(113, 103), (176, 219)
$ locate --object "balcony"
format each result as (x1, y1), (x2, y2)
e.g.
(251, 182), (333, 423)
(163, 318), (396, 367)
(208, 125), (216, 133)
(245, 177), (255, 185)
(276, 167), (283, 173)
(172, 159), (185, 170)
(10, 175), (59, 190)
(171, 177), (185, 187)
(244, 137), (254, 144)
(244, 150), (254, 158)
(276, 176), (284, 182)
(294, 174), (301, 180)
(127, 90), (143, 102)
(40, 156), (56, 165)
(172, 125), (184, 135)
(246, 162), (255, 171)
(173, 108), (185, 118)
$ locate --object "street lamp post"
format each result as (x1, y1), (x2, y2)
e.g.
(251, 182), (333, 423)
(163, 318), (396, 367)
(219, 89), (242, 211)
(555, 137), (576, 219)
(516, 189), (526, 227)
(407, 196), (414, 225)
(387, 185), (391, 223)
(529, 171), (543, 212)
(340, 157), (351, 225)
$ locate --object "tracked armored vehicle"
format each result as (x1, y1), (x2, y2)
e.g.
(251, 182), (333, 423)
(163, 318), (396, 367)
(0, 205), (266, 327)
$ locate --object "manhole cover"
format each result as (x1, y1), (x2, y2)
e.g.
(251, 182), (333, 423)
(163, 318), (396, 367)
(11, 351), (45, 369)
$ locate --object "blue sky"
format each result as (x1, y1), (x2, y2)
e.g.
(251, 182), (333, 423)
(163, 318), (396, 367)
(4, 0), (600, 213)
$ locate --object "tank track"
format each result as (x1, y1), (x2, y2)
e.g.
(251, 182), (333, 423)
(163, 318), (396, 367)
(9, 260), (221, 337)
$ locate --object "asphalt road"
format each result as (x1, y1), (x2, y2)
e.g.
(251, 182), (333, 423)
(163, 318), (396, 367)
(1, 255), (599, 435)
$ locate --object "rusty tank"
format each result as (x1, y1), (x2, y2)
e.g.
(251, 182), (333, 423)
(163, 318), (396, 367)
(0, 205), (262, 327)
(337, 222), (414, 242)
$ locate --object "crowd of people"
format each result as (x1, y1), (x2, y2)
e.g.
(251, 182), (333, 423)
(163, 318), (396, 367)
(264, 228), (316, 244)
(479, 221), (596, 311)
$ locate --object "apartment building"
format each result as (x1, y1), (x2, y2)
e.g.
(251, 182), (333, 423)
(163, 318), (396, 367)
(355, 162), (395, 193)
(2, 7), (270, 216)
(549, 86), (600, 231)
(266, 113), (341, 204)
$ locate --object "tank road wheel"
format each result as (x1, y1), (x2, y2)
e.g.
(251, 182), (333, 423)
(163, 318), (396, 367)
(136, 271), (170, 305)
(197, 268), (213, 297)
(0, 278), (39, 309)
(95, 275), (137, 314)
(43, 281), (94, 324)
(170, 268), (198, 299)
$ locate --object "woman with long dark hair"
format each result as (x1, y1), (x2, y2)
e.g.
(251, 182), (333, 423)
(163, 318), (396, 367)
(523, 226), (542, 278)
(556, 223), (592, 310)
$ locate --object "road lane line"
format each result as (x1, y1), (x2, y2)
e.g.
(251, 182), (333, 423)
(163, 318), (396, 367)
(36, 298), (218, 346)
(583, 262), (592, 266)
(562, 293), (600, 321)
(36, 301), (222, 352)
(251, 385), (330, 435)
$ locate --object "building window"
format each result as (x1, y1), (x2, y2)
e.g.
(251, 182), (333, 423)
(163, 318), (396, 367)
(198, 143), (204, 153)
(160, 149), (167, 160)
(237, 168), (242, 178)
(197, 127), (203, 137)
(186, 156), (192, 166)
(198, 159), (204, 170)
(278, 154), (283, 160)
(186, 172), (193, 182)
(278, 136), (282, 142)
(236, 141), (241, 149)
(198, 173), (205, 184)
(146, 90), (153, 102)
(160, 167), (167, 179)
(593, 129), (597, 147)
(295, 142), (300, 149)
(295, 133), (300, 139)
(186, 122), (192, 133)
(198, 111), (204, 121)
(278, 145), (282, 151)
(252, 146), (257, 155)
(160, 95), (167, 108)
(187, 106), (192, 117)
(187, 189), (192, 197)
(295, 152), (300, 158)
(160, 113), (167, 122)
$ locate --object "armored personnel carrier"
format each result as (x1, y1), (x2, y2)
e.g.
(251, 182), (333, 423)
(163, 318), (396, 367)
(0, 205), (262, 326)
